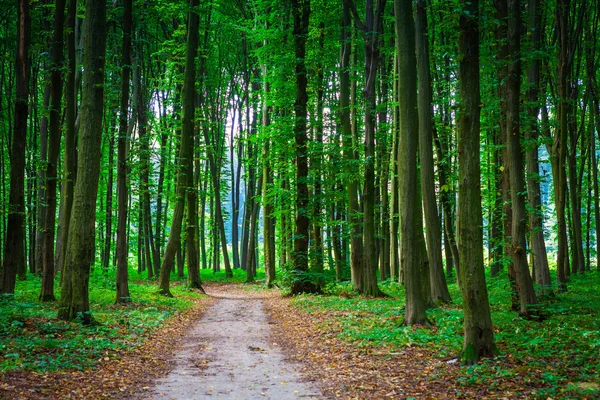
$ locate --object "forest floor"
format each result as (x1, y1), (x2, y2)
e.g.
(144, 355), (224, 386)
(142, 283), (321, 399)
(2, 272), (600, 399)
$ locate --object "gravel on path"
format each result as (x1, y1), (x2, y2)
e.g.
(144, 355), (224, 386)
(149, 290), (322, 400)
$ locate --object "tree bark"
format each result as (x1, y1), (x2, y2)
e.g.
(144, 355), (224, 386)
(340, 2), (364, 292)
(554, 0), (571, 290)
(290, 0), (316, 294)
(262, 67), (276, 287)
(115, 0), (132, 304)
(1, 0), (30, 295)
(158, 0), (201, 297)
(525, 0), (552, 296)
(506, 0), (538, 316)
(347, 0), (386, 297)
(39, 0), (67, 301)
(57, 0), (81, 278)
(58, 0), (106, 320)
(457, 0), (496, 365)
(396, 0), (429, 324)
(415, 0), (451, 304)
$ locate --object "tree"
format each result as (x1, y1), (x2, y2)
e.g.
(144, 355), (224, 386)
(505, 0), (538, 316)
(1, 0), (30, 296)
(40, 0), (67, 302)
(116, 0), (133, 304)
(456, 0), (496, 365)
(340, 0), (364, 293)
(158, 0), (202, 297)
(55, 0), (78, 275)
(345, 0), (386, 297)
(289, 0), (315, 295)
(525, 0), (552, 295)
(414, 0), (451, 304)
(58, 0), (107, 321)
(395, 0), (429, 324)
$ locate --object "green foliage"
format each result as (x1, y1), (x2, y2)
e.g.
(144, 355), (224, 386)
(291, 271), (600, 398)
(0, 271), (204, 373)
(199, 267), (265, 284)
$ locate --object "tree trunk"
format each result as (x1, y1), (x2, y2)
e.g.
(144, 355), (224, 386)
(396, 0), (429, 324)
(158, 0), (201, 297)
(115, 0), (132, 304)
(1, 0), (30, 295)
(554, 0), (571, 291)
(340, 2), (364, 292)
(506, 0), (538, 316)
(290, 0), (315, 294)
(457, 0), (496, 365)
(56, 0), (78, 275)
(262, 67), (276, 287)
(415, 0), (451, 304)
(186, 141), (202, 289)
(39, 0), (67, 301)
(351, 0), (386, 297)
(58, 0), (106, 320)
(36, 83), (50, 276)
(525, 0), (552, 296)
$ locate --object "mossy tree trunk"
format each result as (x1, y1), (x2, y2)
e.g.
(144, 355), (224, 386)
(58, 0), (106, 321)
(457, 0), (496, 365)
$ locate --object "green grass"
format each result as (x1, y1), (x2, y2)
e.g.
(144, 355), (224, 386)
(0, 266), (206, 373)
(291, 271), (600, 398)
(199, 267), (266, 284)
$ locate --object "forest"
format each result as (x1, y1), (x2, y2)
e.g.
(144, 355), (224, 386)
(1, 0), (600, 398)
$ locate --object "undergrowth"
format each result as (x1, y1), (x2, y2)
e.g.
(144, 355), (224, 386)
(291, 271), (600, 398)
(0, 266), (206, 373)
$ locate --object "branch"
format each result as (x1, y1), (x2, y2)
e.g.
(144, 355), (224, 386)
(343, 0), (368, 32)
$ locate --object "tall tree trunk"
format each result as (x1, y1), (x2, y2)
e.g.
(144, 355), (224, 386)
(58, 0), (106, 320)
(262, 67), (276, 287)
(186, 137), (201, 289)
(158, 0), (201, 297)
(506, 0), (538, 316)
(40, 0), (67, 301)
(115, 0), (132, 304)
(593, 101), (600, 271)
(396, 0), (429, 324)
(290, 0), (315, 294)
(494, 0), (519, 310)
(340, 2), (364, 292)
(1, 0), (30, 295)
(525, 0), (552, 295)
(135, 40), (159, 279)
(312, 22), (325, 274)
(457, 0), (496, 365)
(57, 0), (80, 276)
(230, 100), (241, 270)
(347, 0), (386, 297)
(415, 0), (451, 304)
(568, 124), (585, 274)
(36, 84), (50, 276)
(554, 0), (571, 291)
(103, 132), (114, 272)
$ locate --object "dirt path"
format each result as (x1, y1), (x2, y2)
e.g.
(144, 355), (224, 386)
(148, 289), (321, 400)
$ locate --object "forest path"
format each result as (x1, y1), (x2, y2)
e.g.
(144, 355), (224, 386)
(148, 284), (321, 400)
